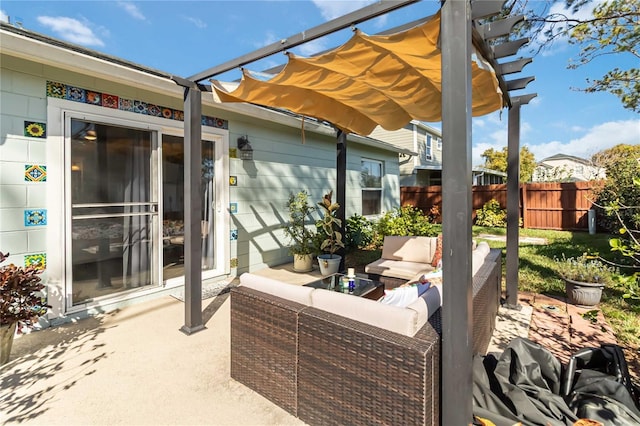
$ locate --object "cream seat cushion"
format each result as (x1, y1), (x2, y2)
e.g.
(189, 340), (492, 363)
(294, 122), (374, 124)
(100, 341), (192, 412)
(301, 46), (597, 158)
(239, 272), (314, 306)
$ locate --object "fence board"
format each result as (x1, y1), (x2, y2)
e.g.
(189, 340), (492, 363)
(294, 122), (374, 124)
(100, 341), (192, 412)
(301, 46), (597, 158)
(400, 181), (599, 231)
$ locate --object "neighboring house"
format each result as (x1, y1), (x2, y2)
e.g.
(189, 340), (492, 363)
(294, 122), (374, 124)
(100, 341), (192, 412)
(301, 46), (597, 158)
(533, 153), (605, 182)
(370, 120), (505, 186)
(0, 22), (411, 326)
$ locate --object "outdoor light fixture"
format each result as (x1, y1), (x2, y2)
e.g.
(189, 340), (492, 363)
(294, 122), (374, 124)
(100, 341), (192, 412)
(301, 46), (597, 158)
(237, 135), (253, 160)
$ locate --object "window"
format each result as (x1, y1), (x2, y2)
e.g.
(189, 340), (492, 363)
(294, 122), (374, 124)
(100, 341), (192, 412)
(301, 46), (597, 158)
(425, 135), (432, 160)
(437, 137), (442, 150)
(361, 159), (383, 216)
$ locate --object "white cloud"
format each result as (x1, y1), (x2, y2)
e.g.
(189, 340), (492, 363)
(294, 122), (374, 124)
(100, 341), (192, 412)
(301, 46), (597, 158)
(183, 16), (206, 29)
(37, 16), (104, 47)
(529, 119), (640, 161)
(117, 1), (145, 20)
(295, 38), (328, 56)
(0, 9), (8, 23)
(312, 0), (375, 20)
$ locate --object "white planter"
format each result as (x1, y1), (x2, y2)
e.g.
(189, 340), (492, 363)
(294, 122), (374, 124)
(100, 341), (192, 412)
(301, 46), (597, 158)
(293, 254), (313, 273)
(317, 254), (341, 276)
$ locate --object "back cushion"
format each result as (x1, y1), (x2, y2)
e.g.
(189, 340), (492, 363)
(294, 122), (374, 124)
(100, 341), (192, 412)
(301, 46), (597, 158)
(240, 273), (314, 305)
(381, 236), (437, 264)
(311, 289), (425, 337)
(471, 242), (491, 276)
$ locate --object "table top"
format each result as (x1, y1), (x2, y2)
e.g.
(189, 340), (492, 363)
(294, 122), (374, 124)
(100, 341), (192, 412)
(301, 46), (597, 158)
(303, 273), (383, 298)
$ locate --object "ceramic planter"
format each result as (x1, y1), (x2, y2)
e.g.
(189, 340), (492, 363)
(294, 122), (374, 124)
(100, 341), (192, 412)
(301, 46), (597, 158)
(564, 278), (604, 308)
(317, 254), (341, 276)
(293, 254), (313, 273)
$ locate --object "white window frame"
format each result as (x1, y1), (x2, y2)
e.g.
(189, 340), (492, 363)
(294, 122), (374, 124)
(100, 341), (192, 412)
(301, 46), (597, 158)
(425, 134), (432, 160)
(437, 137), (442, 150)
(361, 158), (383, 217)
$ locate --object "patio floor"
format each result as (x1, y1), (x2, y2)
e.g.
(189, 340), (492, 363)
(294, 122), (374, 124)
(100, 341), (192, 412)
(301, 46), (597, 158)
(0, 264), (620, 425)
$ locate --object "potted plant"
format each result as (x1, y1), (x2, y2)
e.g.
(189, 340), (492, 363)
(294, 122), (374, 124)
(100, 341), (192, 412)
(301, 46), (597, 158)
(1, 251), (49, 365)
(283, 191), (317, 272)
(555, 253), (617, 307)
(316, 191), (345, 276)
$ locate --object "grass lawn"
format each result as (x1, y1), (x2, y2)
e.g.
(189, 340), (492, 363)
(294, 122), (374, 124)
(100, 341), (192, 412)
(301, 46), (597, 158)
(346, 226), (640, 360)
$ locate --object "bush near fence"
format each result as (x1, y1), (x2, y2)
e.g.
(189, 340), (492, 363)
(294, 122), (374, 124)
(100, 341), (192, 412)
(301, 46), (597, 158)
(400, 181), (601, 231)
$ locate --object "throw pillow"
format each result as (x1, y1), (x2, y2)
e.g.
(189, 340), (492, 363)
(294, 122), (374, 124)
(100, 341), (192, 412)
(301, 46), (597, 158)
(419, 284), (442, 318)
(380, 282), (431, 308)
(431, 234), (443, 267)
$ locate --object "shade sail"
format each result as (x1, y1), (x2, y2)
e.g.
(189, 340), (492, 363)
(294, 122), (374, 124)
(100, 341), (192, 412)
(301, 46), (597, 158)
(211, 12), (504, 136)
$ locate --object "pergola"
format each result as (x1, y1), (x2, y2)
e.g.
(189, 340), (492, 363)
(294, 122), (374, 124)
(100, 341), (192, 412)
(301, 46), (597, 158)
(172, 0), (535, 423)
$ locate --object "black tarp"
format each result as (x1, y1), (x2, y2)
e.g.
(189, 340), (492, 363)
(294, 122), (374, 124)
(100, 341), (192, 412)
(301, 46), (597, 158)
(472, 338), (640, 425)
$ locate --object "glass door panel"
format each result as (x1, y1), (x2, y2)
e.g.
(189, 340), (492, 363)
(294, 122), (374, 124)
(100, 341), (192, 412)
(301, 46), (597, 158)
(69, 119), (157, 306)
(162, 135), (216, 281)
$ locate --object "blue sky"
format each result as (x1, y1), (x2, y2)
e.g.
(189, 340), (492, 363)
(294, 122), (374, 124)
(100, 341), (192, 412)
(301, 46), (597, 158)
(2, 0), (638, 166)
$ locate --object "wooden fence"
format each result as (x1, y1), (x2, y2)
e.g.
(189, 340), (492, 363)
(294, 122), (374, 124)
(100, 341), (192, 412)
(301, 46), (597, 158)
(400, 181), (600, 231)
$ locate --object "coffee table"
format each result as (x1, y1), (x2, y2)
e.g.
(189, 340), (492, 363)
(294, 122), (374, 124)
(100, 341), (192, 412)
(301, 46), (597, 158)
(304, 273), (384, 300)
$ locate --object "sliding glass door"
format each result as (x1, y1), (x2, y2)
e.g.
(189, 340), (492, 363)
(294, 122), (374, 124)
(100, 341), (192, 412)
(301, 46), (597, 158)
(68, 118), (158, 306)
(162, 135), (217, 281)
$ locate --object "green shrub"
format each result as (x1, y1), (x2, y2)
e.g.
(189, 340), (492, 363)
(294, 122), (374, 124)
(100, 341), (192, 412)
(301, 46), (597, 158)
(375, 205), (437, 245)
(475, 199), (507, 227)
(345, 213), (374, 250)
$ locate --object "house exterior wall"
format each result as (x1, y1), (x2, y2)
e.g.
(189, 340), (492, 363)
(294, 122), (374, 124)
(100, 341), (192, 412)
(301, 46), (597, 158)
(370, 121), (443, 185)
(533, 157), (604, 182)
(0, 28), (402, 325)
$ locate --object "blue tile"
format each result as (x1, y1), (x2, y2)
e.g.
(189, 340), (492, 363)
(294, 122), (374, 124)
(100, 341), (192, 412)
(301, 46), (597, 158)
(25, 209), (47, 226)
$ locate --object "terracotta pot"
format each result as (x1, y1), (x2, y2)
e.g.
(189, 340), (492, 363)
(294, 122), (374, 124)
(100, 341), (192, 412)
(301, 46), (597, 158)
(1, 322), (17, 366)
(564, 278), (604, 308)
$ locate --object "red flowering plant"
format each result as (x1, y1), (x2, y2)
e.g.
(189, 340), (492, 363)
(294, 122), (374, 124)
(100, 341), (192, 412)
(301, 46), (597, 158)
(0, 251), (49, 328)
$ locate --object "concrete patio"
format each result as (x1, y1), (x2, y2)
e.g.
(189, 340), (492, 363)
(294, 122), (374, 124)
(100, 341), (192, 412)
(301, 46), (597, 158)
(0, 264), (617, 425)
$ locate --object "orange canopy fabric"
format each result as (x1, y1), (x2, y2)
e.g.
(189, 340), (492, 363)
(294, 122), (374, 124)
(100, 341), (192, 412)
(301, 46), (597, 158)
(211, 12), (504, 136)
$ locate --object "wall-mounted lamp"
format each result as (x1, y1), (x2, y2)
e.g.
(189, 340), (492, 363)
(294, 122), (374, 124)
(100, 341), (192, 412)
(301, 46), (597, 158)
(237, 135), (253, 160)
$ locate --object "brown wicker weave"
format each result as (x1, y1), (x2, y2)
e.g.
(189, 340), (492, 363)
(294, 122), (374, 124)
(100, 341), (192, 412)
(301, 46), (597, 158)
(230, 286), (306, 416)
(229, 248), (502, 425)
(297, 307), (441, 426)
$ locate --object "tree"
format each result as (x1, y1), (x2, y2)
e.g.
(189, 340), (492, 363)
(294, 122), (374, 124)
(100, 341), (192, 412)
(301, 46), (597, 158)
(502, 0), (640, 112)
(481, 146), (536, 182)
(591, 144), (640, 232)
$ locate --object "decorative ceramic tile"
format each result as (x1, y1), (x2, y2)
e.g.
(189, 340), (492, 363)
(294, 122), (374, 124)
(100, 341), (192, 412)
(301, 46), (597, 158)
(119, 98), (135, 112)
(85, 91), (101, 105)
(229, 176), (237, 186)
(24, 121), (46, 138)
(161, 108), (173, 120)
(25, 209), (47, 226)
(133, 100), (148, 114)
(229, 148), (237, 159)
(147, 104), (162, 117)
(66, 85), (86, 102)
(230, 258), (238, 268)
(46, 81), (66, 98)
(25, 165), (47, 182)
(229, 203), (238, 214)
(102, 93), (119, 109)
(43, 81), (225, 128)
(25, 253), (46, 270)
(230, 229), (238, 241)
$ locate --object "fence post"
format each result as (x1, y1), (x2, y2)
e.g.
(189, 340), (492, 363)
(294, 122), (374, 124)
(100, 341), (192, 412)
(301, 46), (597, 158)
(521, 183), (527, 228)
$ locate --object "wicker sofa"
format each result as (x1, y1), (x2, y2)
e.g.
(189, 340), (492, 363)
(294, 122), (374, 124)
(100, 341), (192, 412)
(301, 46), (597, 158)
(230, 246), (501, 425)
